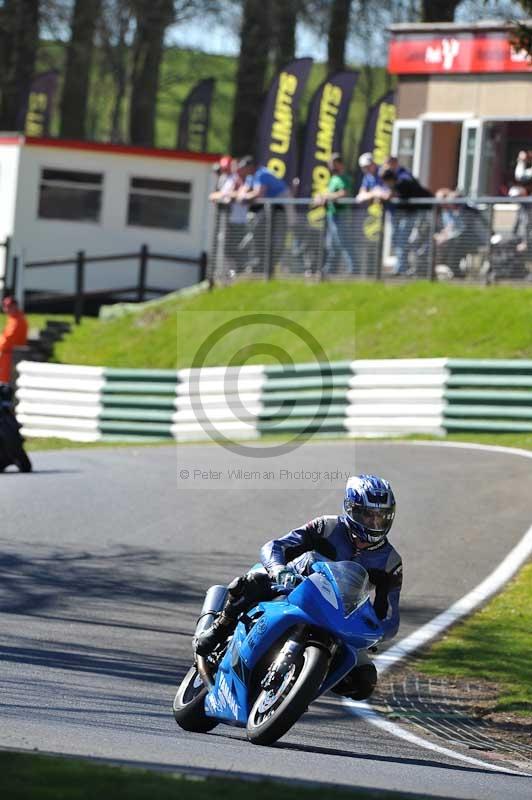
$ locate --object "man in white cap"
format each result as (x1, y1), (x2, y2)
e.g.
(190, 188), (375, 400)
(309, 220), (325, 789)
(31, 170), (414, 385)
(356, 152), (387, 203)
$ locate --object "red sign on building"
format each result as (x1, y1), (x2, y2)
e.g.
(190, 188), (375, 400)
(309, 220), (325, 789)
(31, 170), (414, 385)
(389, 32), (532, 74)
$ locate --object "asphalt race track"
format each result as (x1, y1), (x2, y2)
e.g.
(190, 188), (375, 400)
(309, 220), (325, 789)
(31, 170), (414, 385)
(1, 441), (531, 799)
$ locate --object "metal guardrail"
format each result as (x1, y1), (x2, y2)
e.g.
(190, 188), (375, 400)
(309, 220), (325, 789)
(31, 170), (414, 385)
(13, 245), (208, 324)
(209, 196), (532, 285)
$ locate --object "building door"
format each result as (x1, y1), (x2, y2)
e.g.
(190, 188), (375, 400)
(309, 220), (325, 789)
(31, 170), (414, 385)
(427, 122), (462, 193)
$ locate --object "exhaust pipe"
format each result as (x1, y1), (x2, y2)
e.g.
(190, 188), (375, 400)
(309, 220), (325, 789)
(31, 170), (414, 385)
(193, 585), (228, 689)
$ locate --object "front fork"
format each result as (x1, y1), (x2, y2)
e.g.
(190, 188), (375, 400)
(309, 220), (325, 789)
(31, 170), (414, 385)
(261, 625), (336, 692)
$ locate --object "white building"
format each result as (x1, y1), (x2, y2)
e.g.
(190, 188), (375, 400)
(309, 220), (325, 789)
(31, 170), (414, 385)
(0, 134), (218, 300)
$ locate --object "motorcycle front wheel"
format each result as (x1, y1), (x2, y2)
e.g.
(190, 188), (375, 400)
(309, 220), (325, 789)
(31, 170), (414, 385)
(246, 644), (329, 745)
(173, 664), (219, 733)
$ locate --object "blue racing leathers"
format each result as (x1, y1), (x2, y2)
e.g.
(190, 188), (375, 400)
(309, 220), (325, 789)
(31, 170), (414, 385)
(260, 515), (402, 640)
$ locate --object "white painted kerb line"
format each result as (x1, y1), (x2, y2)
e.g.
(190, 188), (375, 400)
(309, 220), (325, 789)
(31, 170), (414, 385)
(344, 441), (532, 776)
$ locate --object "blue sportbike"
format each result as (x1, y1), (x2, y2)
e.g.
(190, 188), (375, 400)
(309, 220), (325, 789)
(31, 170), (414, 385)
(173, 558), (384, 745)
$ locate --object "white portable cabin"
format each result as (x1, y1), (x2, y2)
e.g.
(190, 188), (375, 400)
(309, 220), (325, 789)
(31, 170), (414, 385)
(0, 134), (218, 299)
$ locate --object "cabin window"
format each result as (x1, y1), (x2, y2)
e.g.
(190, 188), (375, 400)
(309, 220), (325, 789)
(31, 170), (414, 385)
(127, 177), (191, 231)
(38, 168), (103, 222)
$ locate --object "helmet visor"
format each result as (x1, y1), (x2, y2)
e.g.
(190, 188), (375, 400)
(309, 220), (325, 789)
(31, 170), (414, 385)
(347, 505), (395, 533)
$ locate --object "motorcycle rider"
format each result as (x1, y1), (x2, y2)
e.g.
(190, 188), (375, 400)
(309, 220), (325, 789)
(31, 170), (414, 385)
(195, 474), (402, 701)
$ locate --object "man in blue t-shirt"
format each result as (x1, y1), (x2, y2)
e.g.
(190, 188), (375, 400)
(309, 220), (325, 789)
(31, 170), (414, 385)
(237, 156), (289, 202)
(235, 156), (290, 273)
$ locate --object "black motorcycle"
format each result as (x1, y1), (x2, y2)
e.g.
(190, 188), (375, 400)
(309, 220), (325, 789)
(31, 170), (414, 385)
(0, 384), (32, 473)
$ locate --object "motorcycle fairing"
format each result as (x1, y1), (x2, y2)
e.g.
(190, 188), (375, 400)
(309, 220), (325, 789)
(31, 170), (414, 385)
(204, 561), (383, 724)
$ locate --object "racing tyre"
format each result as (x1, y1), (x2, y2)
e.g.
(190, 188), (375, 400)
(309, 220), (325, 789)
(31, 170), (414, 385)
(247, 644), (329, 745)
(173, 665), (219, 733)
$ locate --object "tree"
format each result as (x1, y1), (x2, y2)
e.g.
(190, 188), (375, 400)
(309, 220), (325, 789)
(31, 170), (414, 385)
(421, 0), (461, 22)
(272, 0), (299, 72)
(0, 0), (40, 131)
(129, 0), (174, 146)
(97, 0), (135, 143)
(59, 0), (103, 139)
(327, 0), (352, 75)
(230, 0), (272, 157)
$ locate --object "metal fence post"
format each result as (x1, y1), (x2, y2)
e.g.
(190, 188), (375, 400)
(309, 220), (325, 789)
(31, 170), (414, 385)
(1, 237), (11, 299)
(199, 251), (208, 283)
(74, 250), (85, 325)
(137, 243), (148, 302)
(264, 204), (274, 280)
(317, 212), (327, 281)
(11, 256), (19, 298)
(375, 208), (386, 281)
(486, 203), (495, 284)
(428, 203), (438, 281)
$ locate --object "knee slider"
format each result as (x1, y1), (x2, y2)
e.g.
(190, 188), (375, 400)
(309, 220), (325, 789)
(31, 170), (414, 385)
(331, 663), (378, 701)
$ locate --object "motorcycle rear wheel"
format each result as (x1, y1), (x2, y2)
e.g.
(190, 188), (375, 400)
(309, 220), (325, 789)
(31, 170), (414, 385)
(173, 665), (219, 733)
(246, 644), (329, 745)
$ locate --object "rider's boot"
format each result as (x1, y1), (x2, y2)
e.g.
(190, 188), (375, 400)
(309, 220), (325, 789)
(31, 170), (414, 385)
(194, 609), (237, 656)
(194, 571), (275, 658)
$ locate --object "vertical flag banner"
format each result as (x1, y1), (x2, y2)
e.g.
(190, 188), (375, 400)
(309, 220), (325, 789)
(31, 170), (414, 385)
(354, 91), (396, 244)
(256, 57), (313, 184)
(177, 78), (215, 152)
(18, 71), (59, 137)
(299, 71), (359, 224)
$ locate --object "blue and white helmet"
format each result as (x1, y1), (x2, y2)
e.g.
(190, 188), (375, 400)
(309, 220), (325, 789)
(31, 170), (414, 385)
(343, 474), (396, 545)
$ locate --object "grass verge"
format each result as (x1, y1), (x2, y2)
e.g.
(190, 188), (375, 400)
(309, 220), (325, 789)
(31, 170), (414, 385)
(24, 432), (532, 452)
(417, 563), (532, 715)
(42, 281), (532, 369)
(0, 751), (429, 800)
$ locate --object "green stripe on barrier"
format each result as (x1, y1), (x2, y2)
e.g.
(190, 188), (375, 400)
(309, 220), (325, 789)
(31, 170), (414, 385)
(260, 403), (347, 420)
(258, 418), (347, 433)
(103, 382), (177, 395)
(102, 435), (171, 443)
(444, 419), (532, 433)
(102, 395), (176, 409)
(445, 405), (532, 419)
(264, 376), (351, 391)
(262, 391), (348, 406)
(447, 359), (532, 373)
(447, 375), (532, 388)
(104, 368), (178, 381)
(445, 390), (532, 404)
(265, 361), (352, 377)
(99, 421), (173, 436)
(100, 409), (175, 422)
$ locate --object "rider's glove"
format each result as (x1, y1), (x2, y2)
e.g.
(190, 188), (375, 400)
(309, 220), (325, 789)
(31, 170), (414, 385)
(270, 565), (301, 590)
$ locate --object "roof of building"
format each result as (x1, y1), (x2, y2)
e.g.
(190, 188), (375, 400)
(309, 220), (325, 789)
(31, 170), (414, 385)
(388, 19), (532, 35)
(0, 134), (220, 163)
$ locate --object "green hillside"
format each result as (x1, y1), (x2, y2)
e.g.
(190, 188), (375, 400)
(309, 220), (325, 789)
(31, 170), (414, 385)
(36, 42), (392, 166)
(51, 281), (532, 369)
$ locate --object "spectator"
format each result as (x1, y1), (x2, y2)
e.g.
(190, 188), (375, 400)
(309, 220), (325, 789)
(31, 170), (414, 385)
(379, 167), (433, 275)
(384, 156), (413, 182)
(356, 152), (385, 203)
(236, 156), (291, 273)
(511, 185), (532, 254)
(433, 189), (468, 276)
(514, 150), (532, 187)
(212, 155), (232, 191)
(237, 156), (290, 203)
(0, 296), (28, 385)
(314, 153), (356, 276)
(210, 159), (248, 276)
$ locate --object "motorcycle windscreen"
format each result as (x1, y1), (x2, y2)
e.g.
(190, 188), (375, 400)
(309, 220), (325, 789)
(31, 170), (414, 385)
(314, 561), (370, 617)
